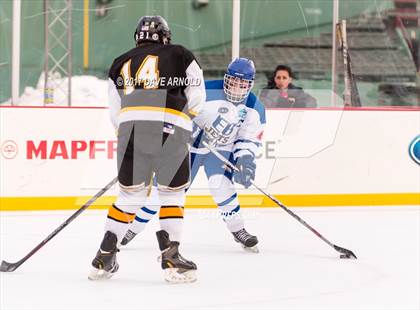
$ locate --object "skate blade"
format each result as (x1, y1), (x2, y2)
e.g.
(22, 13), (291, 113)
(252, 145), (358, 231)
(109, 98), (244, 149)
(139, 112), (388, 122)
(164, 268), (197, 284)
(88, 267), (116, 281)
(242, 244), (259, 253)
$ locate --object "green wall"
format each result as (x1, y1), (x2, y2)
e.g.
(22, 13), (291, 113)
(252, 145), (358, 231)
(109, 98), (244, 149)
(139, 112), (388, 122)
(0, 0), (393, 103)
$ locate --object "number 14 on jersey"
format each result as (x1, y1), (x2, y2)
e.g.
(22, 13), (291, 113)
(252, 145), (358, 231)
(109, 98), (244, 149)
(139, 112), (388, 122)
(120, 55), (160, 94)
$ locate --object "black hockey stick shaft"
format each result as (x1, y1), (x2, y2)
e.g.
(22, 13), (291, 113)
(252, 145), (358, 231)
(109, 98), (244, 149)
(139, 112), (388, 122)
(0, 177), (118, 272)
(338, 20), (361, 107)
(337, 21), (352, 106)
(202, 141), (356, 258)
(347, 53), (362, 107)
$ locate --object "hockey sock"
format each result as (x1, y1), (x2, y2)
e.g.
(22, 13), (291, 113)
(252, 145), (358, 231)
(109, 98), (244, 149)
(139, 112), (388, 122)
(220, 204), (245, 233)
(157, 189), (186, 242)
(129, 205), (159, 234)
(105, 188), (148, 243)
(159, 206), (184, 242)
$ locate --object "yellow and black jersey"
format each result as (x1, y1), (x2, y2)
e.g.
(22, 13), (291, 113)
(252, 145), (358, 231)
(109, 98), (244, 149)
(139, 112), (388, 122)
(108, 43), (205, 146)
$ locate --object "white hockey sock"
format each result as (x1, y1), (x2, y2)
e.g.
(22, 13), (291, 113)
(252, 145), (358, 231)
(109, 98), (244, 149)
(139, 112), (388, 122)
(129, 185), (161, 234)
(130, 205), (159, 234)
(221, 207), (245, 233)
(105, 187), (148, 243)
(158, 190), (186, 243)
(159, 217), (183, 242)
(207, 175), (244, 233)
(104, 217), (131, 244)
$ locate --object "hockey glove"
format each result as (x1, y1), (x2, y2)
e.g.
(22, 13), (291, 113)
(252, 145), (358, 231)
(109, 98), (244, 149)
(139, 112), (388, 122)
(233, 155), (256, 188)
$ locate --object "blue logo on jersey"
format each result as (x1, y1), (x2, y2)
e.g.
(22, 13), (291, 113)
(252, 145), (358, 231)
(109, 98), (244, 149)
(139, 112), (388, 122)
(409, 135), (420, 165)
(212, 115), (237, 136)
(238, 108), (247, 120)
(218, 107), (229, 114)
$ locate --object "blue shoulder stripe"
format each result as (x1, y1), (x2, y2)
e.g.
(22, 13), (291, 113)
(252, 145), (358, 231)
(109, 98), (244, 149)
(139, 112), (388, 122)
(205, 80), (223, 89)
(205, 80), (225, 101)
(245, 92), (266, 124)
(204, 80), (266, 125)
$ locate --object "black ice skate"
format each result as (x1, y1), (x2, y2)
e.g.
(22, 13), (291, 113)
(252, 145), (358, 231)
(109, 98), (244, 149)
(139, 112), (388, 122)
(232, 228), (259, 253)
(88, 231), (120, 280)
(156, 230), (197, 283)
(121, 229), (138, 246)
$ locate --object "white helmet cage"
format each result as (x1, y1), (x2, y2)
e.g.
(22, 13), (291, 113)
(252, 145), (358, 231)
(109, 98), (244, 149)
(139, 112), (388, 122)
(223, 74), (254, 103)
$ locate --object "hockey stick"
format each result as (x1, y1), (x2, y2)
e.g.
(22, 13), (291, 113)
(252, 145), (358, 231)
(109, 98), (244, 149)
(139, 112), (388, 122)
(269, 175), (289, 185)
(347, 53), (362, 107)
(337, 20), (361, 107)
(0, 177), (118, 272)
(202, 141), (357, 259)
(337, 21), (352, 106)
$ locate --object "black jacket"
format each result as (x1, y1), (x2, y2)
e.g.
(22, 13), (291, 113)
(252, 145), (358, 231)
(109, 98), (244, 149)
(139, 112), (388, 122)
(259, 83), (317, 108)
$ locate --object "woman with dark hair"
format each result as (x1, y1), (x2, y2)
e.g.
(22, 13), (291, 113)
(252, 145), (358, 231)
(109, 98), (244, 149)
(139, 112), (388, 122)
(260, 65), (317, 108)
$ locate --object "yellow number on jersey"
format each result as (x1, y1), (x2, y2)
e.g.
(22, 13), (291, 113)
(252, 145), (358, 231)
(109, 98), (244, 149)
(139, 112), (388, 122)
(120, 56), (159, 95)
(120, 59), (133, 95)
(136, 55), (159, 89)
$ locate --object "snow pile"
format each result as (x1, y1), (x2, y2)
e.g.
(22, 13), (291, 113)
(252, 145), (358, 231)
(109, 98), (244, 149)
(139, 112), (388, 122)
(1, 73), (109, 107)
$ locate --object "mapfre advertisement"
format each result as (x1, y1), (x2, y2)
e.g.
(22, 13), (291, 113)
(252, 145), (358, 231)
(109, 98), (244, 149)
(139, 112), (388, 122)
(1, 107), (419, 208)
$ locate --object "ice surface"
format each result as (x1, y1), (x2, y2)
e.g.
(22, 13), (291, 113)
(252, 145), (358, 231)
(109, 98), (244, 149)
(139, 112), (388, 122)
(1, 206), (419, 310)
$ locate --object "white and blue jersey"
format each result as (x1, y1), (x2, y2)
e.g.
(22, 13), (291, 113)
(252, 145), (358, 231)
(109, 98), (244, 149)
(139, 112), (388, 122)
(129, 80), (266, 234)
(191, 80), (265, 160)
(188, 80), (266, 232)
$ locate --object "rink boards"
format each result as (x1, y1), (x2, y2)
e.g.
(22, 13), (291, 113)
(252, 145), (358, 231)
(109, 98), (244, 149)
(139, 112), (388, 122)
(0, 106), (419, 210)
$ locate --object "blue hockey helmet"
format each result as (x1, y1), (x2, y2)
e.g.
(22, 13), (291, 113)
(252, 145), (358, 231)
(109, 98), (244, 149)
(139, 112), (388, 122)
(223, 58), (255, 103)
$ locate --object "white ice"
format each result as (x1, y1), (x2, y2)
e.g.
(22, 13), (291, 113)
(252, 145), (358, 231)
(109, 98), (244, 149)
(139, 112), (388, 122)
(1, 206), (419, 310)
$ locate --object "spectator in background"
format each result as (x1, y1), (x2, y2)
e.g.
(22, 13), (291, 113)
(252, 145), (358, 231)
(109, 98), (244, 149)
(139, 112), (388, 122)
(260, 65), (317, 108)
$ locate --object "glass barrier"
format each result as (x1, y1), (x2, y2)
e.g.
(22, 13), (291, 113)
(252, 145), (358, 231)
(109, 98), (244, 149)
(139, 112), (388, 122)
(0, 0), (418, 106)
(237, 0), (419, 107)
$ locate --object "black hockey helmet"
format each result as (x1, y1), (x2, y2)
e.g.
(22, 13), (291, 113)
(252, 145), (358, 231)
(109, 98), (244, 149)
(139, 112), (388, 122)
(134, 15), (172, 45)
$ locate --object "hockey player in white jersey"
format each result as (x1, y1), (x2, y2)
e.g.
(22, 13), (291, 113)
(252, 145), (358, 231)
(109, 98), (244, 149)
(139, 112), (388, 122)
(122, 58), (266, 252)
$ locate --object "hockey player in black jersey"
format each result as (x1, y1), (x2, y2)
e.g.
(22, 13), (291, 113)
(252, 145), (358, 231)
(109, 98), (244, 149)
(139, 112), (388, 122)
(89, 15), (205, 283)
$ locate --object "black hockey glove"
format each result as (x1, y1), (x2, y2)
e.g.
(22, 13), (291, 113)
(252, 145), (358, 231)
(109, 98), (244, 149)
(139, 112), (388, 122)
(233, 155), (256, 188)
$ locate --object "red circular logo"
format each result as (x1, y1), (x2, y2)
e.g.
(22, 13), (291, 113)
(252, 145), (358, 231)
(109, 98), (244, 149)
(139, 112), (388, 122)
(1, 140), (18, 159)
